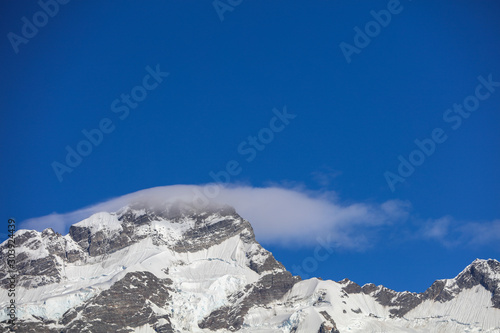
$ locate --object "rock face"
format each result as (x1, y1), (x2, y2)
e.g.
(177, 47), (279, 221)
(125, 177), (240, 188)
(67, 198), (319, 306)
(0, 201), (301, 332)
(0, 200), (499, 333)
(199, 271), (301, 331)
(341, 279), (425, 318)
(61, 271), (174, 332)
(318, 311), (340, 333)
(454, 259), (500, 308)
(340, 258), (500, 318)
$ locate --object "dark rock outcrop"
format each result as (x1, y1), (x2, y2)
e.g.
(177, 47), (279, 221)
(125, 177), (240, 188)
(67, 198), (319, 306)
(61, 271), (173, 332)
(341, 259), (500, 317)
(199, 271), (301, 331)
(319, 310), (340, 333)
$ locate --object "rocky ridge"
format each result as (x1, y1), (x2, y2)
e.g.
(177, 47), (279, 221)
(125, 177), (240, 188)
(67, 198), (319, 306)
(0, 201), (499, 332)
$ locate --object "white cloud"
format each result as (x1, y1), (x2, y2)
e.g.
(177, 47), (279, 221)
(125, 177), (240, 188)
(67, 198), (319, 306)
(19, 184), (411, 248)
(420, 216), (500, 248)
(422, 216), (452, 240)
(311, 166), (342, 187)
(460, 219), (500, 246)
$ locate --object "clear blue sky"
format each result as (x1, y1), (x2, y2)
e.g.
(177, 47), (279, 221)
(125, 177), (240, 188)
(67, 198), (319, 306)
(1, 0), (499, 292)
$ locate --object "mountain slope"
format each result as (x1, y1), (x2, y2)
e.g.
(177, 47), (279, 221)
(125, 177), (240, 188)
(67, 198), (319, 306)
(1, 201), (499, 332)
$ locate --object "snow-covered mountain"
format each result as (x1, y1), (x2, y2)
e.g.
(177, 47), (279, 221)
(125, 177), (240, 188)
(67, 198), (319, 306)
(1, 200), (499, 332)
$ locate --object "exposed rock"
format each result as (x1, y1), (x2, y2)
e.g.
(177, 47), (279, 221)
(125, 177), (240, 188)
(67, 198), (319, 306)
(454, 259), (500, 308)
(341, 280), (362, 294)
(172, 214), (250, 253)
(2, 321), (59, 333)
(61, 271), (173, 332)
(341, 259), (500, 317)
(319, 311), (340, 333)
(1, 201), (499, 332)
(361, 283), (378, 294)
(199, 271), (301, 331)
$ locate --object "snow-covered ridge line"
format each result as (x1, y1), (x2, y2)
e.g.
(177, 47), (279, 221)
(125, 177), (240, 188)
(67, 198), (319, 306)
(0, 203), (293, 331)
(0, 202), (499, 332)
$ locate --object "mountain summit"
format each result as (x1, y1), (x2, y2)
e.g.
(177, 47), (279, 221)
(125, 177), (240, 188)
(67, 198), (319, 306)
(1, 201), (499, 332)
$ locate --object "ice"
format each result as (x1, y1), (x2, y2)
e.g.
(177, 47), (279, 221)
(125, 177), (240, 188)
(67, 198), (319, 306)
(72, 212), (123, 234)
(2, 207), (499, 332)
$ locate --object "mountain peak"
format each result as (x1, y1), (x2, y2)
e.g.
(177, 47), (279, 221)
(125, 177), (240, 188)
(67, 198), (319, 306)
(1, 203), (499, 332)
(118, 197), (237, 220)
(470, 258), (500, 271)
(456, 258), (500, 284)
(420, 258), (500, 310)
(72, 212), (122, 233)
(1, 203), (301, 332)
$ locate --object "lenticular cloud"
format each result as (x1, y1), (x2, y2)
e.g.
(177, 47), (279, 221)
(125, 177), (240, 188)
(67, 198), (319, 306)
(20, 184), (411, 247)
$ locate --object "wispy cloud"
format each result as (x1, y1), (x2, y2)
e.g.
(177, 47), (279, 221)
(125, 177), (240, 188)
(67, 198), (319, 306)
(462, 219), (500, 245)
(19, 184), (498, 250)
(422, 216), (453, 241)
(420, 216), (500, 248)
(311, 166), (342, 187)
(19, 184), (410, 248)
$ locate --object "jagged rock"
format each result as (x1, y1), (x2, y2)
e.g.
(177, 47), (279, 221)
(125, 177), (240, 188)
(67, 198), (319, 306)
(61, 271), (173, 332)
(341, 280), (362, 294)
(200, 271), (301, 331)
(319, 311), (340, 333)
(0, 200), (499, 332)
(454, 259), (500, 308)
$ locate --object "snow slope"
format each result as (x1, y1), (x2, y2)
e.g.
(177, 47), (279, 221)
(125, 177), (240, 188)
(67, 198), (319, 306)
(0, 202), (499, 332)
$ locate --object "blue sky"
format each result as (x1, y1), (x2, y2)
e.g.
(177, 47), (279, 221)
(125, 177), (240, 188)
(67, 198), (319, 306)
(1, 0), (499, 293)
